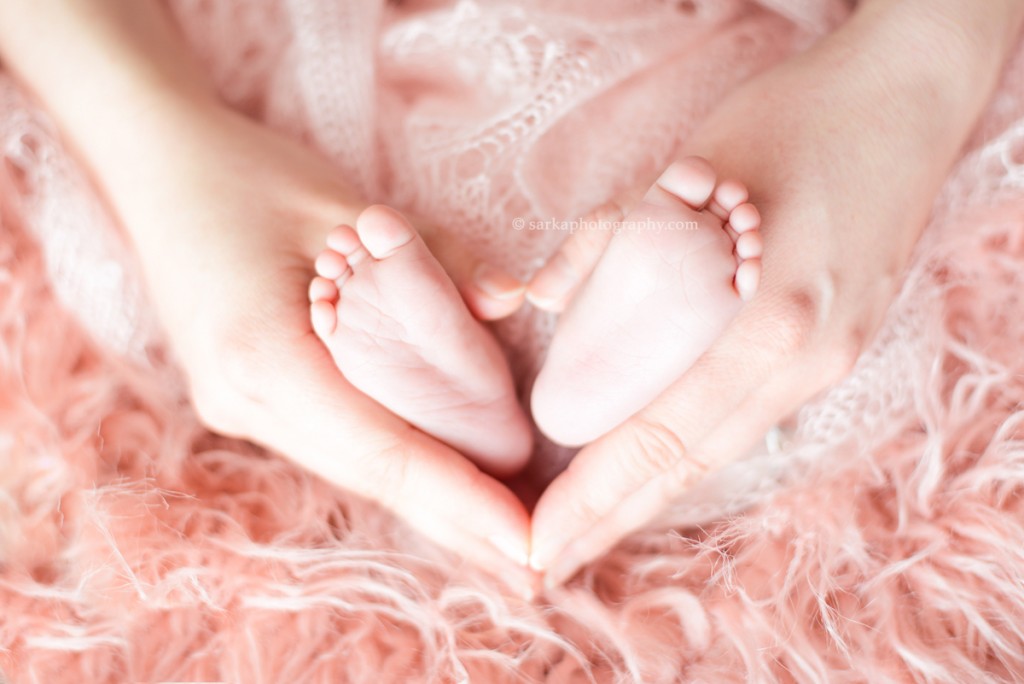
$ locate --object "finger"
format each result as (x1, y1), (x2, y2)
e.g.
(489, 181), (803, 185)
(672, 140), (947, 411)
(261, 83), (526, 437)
(415, 222), (526, 321)
(463, 262), (526, 321)
(247, 335), (536, 587)
(530, 295), (817, 586)
(525, 207), (618, 312)
(692, 351), (835, 471)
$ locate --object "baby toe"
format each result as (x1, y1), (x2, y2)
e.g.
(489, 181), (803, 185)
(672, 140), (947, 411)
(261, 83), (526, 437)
(309, 276), (339, 303)
(709, 180), (749, 220)
(735, 258), (762, 301)
(735, 230), (763, 260)
(310, 299), (339, 337)
(315, 249), (349, 280)
(729, 202), (761, 233)
(652, 156), (717, 208)
(356, 205), (417, 259)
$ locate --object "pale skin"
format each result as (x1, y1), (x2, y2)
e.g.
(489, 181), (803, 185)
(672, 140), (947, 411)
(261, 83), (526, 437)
(1, 0), (1022, 594)
(0, 0), (538, 586)
(307, 162), (761, 463)
(530, 158), (762, 447)
(526, 0), (1024, 586)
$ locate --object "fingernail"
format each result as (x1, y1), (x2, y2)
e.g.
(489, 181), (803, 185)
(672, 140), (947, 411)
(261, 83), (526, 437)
(500, 565), (541, 602)
(524, 290), (563, 311)
(473, 263), (525, 301)
(542, 552), (582, 591)
(488, 534), (530, 567)
(525, 268), (574, 311)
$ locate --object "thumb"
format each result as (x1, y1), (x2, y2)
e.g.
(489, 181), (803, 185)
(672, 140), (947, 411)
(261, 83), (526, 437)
(240, 337), (536, 586)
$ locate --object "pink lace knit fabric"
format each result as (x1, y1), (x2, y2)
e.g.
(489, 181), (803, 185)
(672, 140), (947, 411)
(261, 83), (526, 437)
(4, 0), (1024, 681)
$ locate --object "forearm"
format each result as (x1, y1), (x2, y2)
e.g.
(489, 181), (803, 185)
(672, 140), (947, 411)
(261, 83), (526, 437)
(858, 0), (1024, 64)
(784, 0), (1024, 225)
(0, 0), (217, 186)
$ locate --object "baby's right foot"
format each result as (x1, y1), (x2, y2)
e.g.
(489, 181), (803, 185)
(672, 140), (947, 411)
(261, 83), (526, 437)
(309, 205), (533, 476)
(531, 158), (761, 447)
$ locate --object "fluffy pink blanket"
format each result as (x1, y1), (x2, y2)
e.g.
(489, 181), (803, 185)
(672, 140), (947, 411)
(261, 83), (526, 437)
(3, 0), (1024, 681)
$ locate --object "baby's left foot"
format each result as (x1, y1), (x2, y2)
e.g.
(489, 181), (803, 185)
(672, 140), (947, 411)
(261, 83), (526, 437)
(531, 157), (762, 446)
(310, 205), (533, 476)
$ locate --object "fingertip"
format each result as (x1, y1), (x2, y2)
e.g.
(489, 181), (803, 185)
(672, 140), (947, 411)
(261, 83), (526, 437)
(525, 259), (576, 313)
(488, 534), (531, 568)
(466, 263), (527, 320)
(525, 287), (569, 313)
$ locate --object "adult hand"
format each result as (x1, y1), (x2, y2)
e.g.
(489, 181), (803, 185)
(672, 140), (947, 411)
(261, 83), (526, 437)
(0, 0), (537, 586)
(102, 101), (534, 585)
(526, 0), (1024, 587)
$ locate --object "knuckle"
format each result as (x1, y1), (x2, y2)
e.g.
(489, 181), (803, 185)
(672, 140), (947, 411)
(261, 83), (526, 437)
(562, 482), (604, 528)
(821, 325), (869, 384)
(756, 286), (823, 363)
(563, 233), (609, 274)
(622, 416), (690, 477)
(188, 316), (274, 434)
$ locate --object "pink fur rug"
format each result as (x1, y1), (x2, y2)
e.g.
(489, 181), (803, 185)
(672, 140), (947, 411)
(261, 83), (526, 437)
(4, 0), (1024, 681)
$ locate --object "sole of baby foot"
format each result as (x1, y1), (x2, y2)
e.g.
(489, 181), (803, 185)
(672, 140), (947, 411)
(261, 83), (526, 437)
(530, 157), (761, 447)
(309, 204), (533, 476)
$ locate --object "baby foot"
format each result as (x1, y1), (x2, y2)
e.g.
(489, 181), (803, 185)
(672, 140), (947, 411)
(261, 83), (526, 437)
(531, 157), (762, 447)
(309, 205), (533, 476)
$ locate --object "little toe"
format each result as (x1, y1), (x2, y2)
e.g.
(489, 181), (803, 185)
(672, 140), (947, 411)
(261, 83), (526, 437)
(311, 299), (339, 337)
(650, 156), (717, 209)
(356, 204), (417, 259)
(315, 249), (350, 281)
(735, 230), (763, 260)
(735, 258), (762, 301)
(309, 276), (339, 303)
(729, 202), (761, 234)
(708, 180), (749, 220)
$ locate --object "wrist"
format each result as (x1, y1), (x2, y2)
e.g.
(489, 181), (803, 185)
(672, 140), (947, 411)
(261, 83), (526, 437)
(0, 0), (220, 174)
(850, 0), (1024, 96)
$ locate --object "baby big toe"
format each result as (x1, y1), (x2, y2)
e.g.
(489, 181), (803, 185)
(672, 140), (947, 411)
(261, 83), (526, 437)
(356, 205), (417, 259)
(648, 156), (717, 209)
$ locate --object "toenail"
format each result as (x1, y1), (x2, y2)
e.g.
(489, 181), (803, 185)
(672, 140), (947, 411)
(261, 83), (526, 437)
(473, 263), (525, 300)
